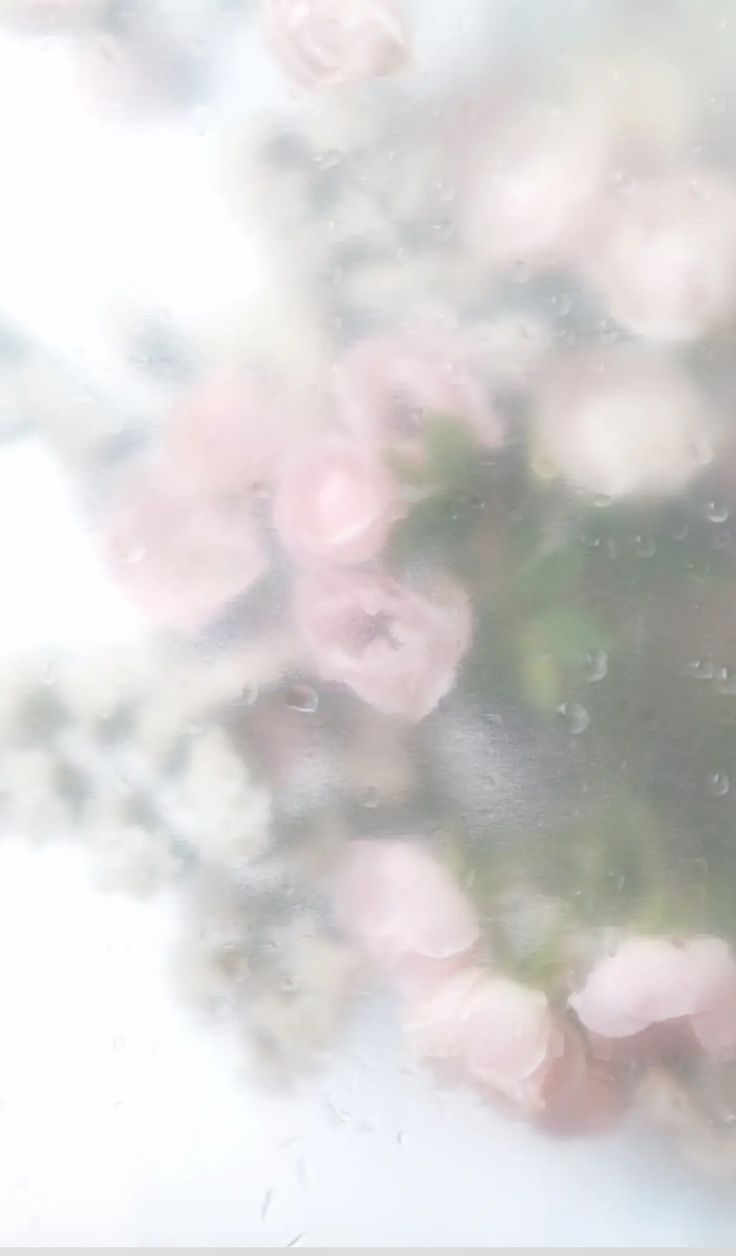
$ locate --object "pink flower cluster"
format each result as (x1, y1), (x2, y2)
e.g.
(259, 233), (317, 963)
(107, 334), (498, 718)
(335, 839), (736, 1133)
(570, 935), (736, 1059)
(334, 839), (617, 1132)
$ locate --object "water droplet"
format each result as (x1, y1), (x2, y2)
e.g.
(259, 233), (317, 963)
(241, 685), (259, 706)
(285, 684), (319, 713)
(704, 501), (730, 523)
(280, 975), (299, 994)
(612, 168), (638, 195)
(558, 702), (590, 735)
(261, 1188), (274, 1220)
(554, 293), (572, 316)
(430, 219), (455, 243)
(716, 667), (736, 696)
(512, 259), (530, 284)
(396, 1130), (408, 1146)
(583, 648), (608, 682)
(286, 1232), (305, 1248)
(687, 658), (716, 680)
(710, 94), (727, 114)
(672, 522), (689, 542)
(707, 771), (730, 797)
(635, 533), (656, 558)
(316, 148), (343, 170)
(361, 787), (379, 809)
(435, 180), (457, 204)
(593, 493), (613, 509)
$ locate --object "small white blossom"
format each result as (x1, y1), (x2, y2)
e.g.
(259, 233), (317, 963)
(177, 728), (272, 869)
(1, 747), (70, 838)
(247, 923), (357, 1074)
(534, 348), (715, 501)
(84, 797), (178, 898)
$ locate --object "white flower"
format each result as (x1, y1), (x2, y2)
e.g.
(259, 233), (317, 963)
(134, 635), (294, 761)
(0, 656), (49, 738)
(172, 872), (254, 1013)
(461, 101), (610, 268)
(1, 748), (69, 838)
(533, 348), (715, 500)
(177, 728), (272, 869)
(56, 644), (155, 728)
(84, 797), (177, 898)
(246, 922), (356, 1074)
(583, 171), (736, 341)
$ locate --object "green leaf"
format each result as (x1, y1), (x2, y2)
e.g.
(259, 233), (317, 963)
(524, 605), (613, 667)
(518, 645), (561, 710)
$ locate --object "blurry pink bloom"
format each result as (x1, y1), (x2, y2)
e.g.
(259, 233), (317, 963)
(262, 0), (410, 89)
(537, 1021), (621, 1136)
(584, 171), (736, 341)
(108, 474), (267, 633)
(333, 334), (504, 467)
(534, 347), (714, 500)
(461, 104), (609, 268)
(273, 437), (401, 566)
(406, 967), (565, 1117)
(334, 839), (479, 978)
(569, 936), (736, 1059)
(165, 379), (291, 499)
(293, 568), (472, 720)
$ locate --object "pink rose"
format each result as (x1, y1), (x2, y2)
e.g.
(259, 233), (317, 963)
(461, 103), (609, 268)
(262, 0), (410, 90)
(569, 936), (736, 1059)
(273, 437), (401, 566)
(406, 967), (565, 1117)
(108, 473), (267, 633)
(293, 567), (472, 721)
(583, 171), (736, 341)
(333, 839), (479, 981)
(164, 379), (290, 499)
(332, 334), (504, 468)
(537, 1021), (621, 1136)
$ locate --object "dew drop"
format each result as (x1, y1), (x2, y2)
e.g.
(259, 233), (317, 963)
(436, 180), (457, 204)
(316, 148), (343, 170)
(558, 701), (590, 735)
(716, 667), (736, 696)
(707, 771), (730, 797)
(703, 501), (730, 524)
(687, 658), (716, 681)
(285, 684), (319, 713)
(635, 533), (656, 558)
(583, 648), (608, 682)
(593, 493), (613, 509)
